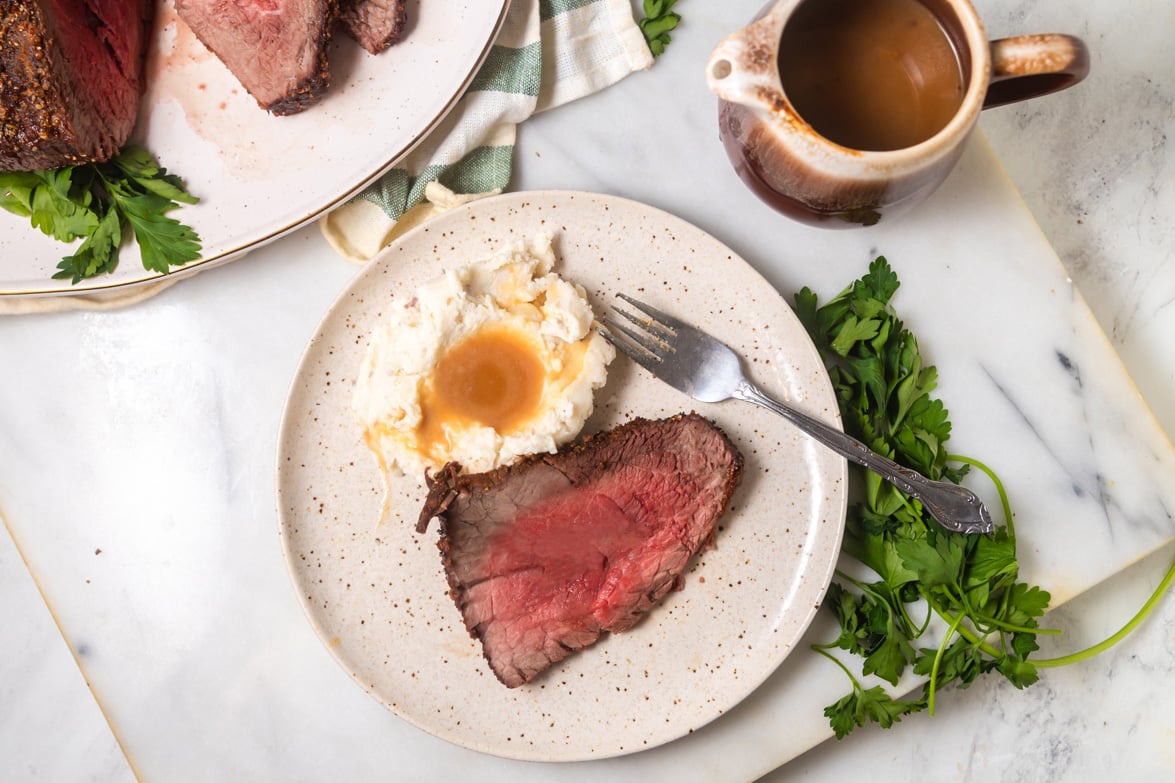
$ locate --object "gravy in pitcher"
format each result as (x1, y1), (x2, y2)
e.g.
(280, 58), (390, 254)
(778, 0), (965, 151)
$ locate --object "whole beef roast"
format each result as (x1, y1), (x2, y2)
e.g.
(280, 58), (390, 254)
(337, 0), (406, 55)
(175, 0), (336, 116)
(418, 413), (745, 688)
(0, 0), (154, 172)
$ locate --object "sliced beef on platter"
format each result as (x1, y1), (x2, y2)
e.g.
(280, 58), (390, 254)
(0, 0), (155, 172)
(418, 413), (745, 689)
(174, 0), (336, 116)
(337, 0), (406, 55)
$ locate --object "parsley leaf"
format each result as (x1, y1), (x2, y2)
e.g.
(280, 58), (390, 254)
(30, 168), (98, 241)
(823, 680), (924, 740)
(58, 208), (122, 281)
(0, 146), (201, 284)
(116, 192), (202, 275)
(964, 531), (1017, 588)
(998, 656), (1040, 689)
(802, 256), (1175, 739)
(1003, 583), (1051, 628)
(0, 172), (42, 217)
(895, 533), (964, 589)
(639, 0), (680, 57)
(862, 623), (915, 686)
(830, 314), (881, 357)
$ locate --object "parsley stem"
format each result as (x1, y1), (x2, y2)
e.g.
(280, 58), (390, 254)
(811, 644), (864, 688)
(927, 609), (965, 715)
(903, 594), (931, 638)
(1033, 550), (1175, 668)
(948, 454), (1014, 539)
(834, 568), (926, 640)
(973, 616), (1061, 635)
(928, 600), (1003, 659)
(804, 258), (1167, 736)
(832, 569), (867, 588)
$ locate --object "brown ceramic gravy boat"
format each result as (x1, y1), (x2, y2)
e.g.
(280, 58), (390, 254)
(706, 0), (1090, 227)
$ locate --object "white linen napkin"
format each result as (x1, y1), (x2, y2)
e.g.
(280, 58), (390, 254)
(319, 0), (654, 262)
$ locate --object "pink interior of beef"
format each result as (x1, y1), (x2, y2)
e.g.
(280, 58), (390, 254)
(40, 0), (146, 151)
(466, 458), (711, 666)
(173, 0), (332, 113)
(432, 414), (744, 688)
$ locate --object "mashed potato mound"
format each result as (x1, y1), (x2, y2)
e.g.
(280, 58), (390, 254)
(352, 233), (614, 486)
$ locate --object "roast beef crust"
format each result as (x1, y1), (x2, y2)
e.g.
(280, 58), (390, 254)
(267, 61), (332, 116)
(1, 0), (153, 171)
(418, 415), (745, 533)
(337, 0), (407, 55)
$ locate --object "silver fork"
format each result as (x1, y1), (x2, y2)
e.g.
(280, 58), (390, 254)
(602, 293), (994, 536)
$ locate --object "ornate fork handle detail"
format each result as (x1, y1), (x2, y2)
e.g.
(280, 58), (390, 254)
(733, 378), (994, 535)
(603, 292), (995, 537)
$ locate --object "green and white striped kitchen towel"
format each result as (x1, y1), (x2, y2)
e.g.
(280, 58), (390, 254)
(319, 0), (655, 262)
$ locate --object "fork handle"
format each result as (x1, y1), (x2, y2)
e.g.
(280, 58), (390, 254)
(732, 379), (994, 535)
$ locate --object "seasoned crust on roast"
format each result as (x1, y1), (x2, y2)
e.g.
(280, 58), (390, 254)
(0, 0), (154, 171)
(337, 0), (407, 55)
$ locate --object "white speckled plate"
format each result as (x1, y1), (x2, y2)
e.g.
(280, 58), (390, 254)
(276, 190), (847, 761)
(0, 0), (508, 298)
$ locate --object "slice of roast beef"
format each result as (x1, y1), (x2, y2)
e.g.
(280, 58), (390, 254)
(337, 0), (406, 55)
(174, 0), (336, 116)
(0, 0), (154, 172)
(418, 413), (745, 688)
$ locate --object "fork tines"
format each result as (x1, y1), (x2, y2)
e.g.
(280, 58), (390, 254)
(600, 317), (663, 371)
(600, 294), (681, 370)
(615, 294), (683, 337)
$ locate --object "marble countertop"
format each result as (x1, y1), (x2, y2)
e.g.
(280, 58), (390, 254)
(2, 1), (1173, 781)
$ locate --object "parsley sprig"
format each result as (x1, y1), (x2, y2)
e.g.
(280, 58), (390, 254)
(0, 146), (202, 284)
(796, 257), (1175, 739)
(639, 0), (680, 57)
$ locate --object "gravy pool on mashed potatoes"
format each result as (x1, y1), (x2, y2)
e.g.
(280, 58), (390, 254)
(352, 233), (615, 487)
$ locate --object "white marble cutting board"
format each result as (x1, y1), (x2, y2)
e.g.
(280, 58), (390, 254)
(0, 130), (1172, 782)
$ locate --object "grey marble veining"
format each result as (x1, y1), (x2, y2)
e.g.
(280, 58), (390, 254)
(979, 0), (1175, 439)
(0, 523), (134, 783)
(768, 541), (1175, 783)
